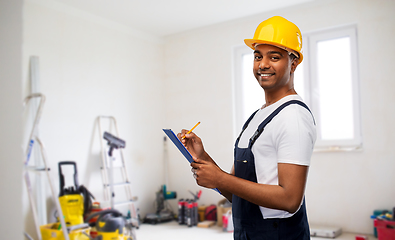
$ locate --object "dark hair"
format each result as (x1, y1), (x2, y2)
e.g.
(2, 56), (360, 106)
(289, 53), (298, 61)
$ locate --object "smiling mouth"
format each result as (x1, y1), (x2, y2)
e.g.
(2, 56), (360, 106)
(259, 73), (275, 77)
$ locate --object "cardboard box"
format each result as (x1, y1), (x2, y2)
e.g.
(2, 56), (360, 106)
(217, 198), (232, 227)
(197, 220), (216, 228)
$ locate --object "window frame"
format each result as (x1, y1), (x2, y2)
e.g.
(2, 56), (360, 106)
(306, 24), (362, 150)
(232, 44), (254, 139)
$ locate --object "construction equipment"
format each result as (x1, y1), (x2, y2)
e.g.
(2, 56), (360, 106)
(96, 116), (139, 230)
(23, 93), (70, 240)
(28, 56), (47, 226)
(58, 161), (95, 228)
(143, 185), (177, 224)
(58, 161), (84, 227)
(143, 136), (177, 224)
(24, 93), (92, 240)
(85, 209), (134, 240)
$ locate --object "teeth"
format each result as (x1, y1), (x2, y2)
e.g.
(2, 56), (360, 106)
(261, 73), (272, 77)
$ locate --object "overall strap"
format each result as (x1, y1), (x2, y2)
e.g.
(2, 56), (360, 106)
(236, 109), (259, 143)
(248, 100), (315, 148)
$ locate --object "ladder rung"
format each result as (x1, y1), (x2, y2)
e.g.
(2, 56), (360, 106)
(24, 166), (49, 171)
(114, 200), (136, 206)
(101, 165), (125, 170)
(104, 182), (130, 187)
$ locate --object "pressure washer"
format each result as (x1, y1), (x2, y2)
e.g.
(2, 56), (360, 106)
(58, 161), (95, 227)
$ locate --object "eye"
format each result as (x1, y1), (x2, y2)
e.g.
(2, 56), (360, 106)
(254, 55), (262, 61)
(271, 55), (280, 61)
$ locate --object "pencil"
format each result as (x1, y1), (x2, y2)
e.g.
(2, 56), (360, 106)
(182, 122), (201, 139)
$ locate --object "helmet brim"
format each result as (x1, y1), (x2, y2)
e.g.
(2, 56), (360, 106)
(244, 39), (303, 63)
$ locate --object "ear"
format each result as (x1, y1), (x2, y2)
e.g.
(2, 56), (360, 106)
(290, 58), (299, 74)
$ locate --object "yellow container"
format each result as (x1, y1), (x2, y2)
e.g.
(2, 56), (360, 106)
(97, 230), (125, 240)
(198, 205), (207, 222)
(40, 223), (90, 240)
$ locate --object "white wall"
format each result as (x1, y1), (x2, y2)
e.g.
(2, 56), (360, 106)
(22, 0), (167, 237)
(164, 0), (395, 234)
(0, 0), (23, 239)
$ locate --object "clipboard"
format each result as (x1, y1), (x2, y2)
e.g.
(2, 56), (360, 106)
(163, 129), (193, 163)
(162, 129), (221, 194)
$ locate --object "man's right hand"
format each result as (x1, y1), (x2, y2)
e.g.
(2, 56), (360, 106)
(177, 129), (207, 161)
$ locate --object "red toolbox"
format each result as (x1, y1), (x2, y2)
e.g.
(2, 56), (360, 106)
(374, 219), (395, 240)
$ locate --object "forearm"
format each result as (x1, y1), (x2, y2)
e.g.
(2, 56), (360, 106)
(193, 151), (305, 212)
(199, 153), (233, 201)
(217, 186), (233, 202)
(215, 172), (303, 213)
(217, 165), (234, 202)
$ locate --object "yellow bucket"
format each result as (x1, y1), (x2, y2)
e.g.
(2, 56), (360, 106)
(40, 223), (90, 240)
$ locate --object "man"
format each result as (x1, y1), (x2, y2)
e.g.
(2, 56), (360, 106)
(178, 16), (316, 240)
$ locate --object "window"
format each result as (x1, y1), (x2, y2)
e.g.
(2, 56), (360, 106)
(232, 25), (361, 151)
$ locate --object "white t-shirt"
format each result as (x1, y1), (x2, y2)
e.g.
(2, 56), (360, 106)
(238, 95), (316, 219)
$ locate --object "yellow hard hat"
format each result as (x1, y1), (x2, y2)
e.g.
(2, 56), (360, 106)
(244, 16), (303, 63)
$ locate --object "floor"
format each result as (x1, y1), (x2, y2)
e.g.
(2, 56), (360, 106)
(135, 220), (377, 240)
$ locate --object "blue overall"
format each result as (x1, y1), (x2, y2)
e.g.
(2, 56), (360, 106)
(232, 100), (314, 240)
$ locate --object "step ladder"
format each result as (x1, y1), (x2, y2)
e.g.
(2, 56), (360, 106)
(96, 116), (139, 229)
(23, 93), (70, 240)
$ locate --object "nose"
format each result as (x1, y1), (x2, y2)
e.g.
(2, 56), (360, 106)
(259, 56), (270, 70)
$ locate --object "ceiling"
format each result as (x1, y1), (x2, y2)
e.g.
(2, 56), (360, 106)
(49, 0), (315, 37)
